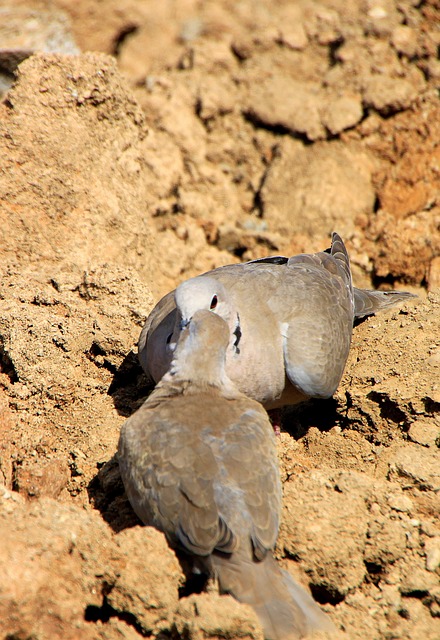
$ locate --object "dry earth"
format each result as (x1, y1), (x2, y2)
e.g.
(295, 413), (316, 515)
(0, 1), (439, 639)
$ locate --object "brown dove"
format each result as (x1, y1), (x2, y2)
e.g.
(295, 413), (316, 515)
(139, 233), (415, 409)
(118, 310), (334, 639)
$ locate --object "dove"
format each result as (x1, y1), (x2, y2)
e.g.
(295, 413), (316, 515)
(139, 233), (415, 409)
(118, 310), (334, 639)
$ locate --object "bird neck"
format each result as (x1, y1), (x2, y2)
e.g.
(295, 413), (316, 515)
(162, 346), (240, 399)
(168, 347), (226, 385)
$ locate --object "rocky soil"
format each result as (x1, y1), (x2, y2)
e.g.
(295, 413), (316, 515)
(0, 1), (439, 639)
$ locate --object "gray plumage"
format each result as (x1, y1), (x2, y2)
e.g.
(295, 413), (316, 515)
(139, 233), (415, 409)
(118, 310), (334, 639)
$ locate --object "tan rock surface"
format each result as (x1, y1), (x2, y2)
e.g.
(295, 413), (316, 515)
(0, 2), (439, 639)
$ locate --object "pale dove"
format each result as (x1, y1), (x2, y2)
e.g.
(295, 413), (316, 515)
(118, 310), (334, 639)
(139, 233), (415, 409)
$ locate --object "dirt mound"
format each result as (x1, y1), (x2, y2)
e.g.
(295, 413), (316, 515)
(0, 1), (439, 639)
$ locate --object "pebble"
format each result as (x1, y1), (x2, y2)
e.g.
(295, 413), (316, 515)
(428, 256), (440, 291)
(408, 421), (439, 447)
(387, 493), (413, 513)
(363, 76), (417, 115)
(279, 24), (308, 50)
(388, 445), (440, 492)
(322, 94), (363, 135)
(425, 537), (440, 572)
(400, 566), (439, 594)
(391, 26), (418, 57)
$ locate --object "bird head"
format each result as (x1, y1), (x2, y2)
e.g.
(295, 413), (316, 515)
(175, 276), (232, 326)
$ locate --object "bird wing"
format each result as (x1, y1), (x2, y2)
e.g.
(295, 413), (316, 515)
(207, 403), (282, 560)
(118, 398), (236, 557)
(138, 290), (177, 381)
(279, 234), (354, 398)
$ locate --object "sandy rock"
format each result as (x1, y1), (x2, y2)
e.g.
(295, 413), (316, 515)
(0, 1), (79, 97)
(424, 536), (440, 573)
(278, 23), (308, 51)
(364, 517), (408, 567)
(387, 444), (440, 492)
(336, 293), (439, 446)
(144, 82), (207, 163)
(108, 526), (184, 635)
(391, 25), (418, 57)
(0, 51), (181, 296)
(400, 557), (440, 595)
(261, 139), (375, 237)
(366, 98), (440, 284)
(0, 262), (153, 507)
(297, 427), (376, 473)
(321, 94), (363, 135)
(197, 75), (238, 121)
(54, 0), (146, 55)
(363, 75), (418, 115)
(371, 211), (440, 283)
(0, 494), (114, 640)
(0, 491), (189, 640)
(0, 391), (14, 488)
(428, 257), (440, 292)
(13, 457), (70, 499)
(408, 420), (440, 448)
(173, 593), (264, 640)
(0, 483), (24, 512)
(280, 470), (369, 597)
(386, 492), (413, 514)
(0, 264), (152, 395)
(246, 76), (326, 141)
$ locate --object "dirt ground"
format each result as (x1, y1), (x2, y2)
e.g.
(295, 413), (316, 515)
(0, 1), (439, 639)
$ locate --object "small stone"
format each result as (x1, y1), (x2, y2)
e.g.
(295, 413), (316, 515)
(421, 521), (440, 538)
(322, 94), (363, 135)
(363, 76), (417, 115)
(387, 493), (413, 513)
(174, 593), (263, 640)
(365, 518), (407, 565)
(14, 458), (70, 499)
(391, 26), (418, 57)
(428, 256), (440, 292)
(428, 352), (440, 367)
(71, 448), (86, 460)
(408, 421), (440, 448)
(278, 24), (308, 50)
(425, 59), (440, 80)
(400, 564), (439, 595)
(247, 77), (326, 140)
(425, 537), (440, 572)
(388, 444), (440, 491)
(368, 6), (388, 19)
(378, 583), (401, 608)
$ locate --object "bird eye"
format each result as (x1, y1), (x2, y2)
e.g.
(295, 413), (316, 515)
(210, 295), (218, 310)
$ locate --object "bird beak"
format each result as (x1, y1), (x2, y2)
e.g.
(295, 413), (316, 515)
(179, 318), (190, 331)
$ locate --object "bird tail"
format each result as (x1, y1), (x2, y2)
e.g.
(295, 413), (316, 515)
(353, 288), (417, 319)
(213, 550), (334, 639)
(330, 232), (352, 291)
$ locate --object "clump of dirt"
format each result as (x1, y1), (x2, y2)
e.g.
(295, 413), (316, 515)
(0, 1), (439, 639)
